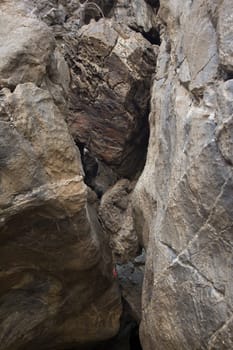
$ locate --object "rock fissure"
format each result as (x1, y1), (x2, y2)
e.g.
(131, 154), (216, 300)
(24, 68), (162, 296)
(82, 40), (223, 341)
(1, 0), (233, 350)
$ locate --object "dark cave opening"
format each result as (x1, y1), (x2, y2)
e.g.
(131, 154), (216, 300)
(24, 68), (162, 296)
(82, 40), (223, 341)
(218, 65), (233, 81)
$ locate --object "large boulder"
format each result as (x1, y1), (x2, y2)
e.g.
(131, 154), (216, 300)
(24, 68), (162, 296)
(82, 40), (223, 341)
(0, 8), (121, 350)
(132, 0), (233, 349)
(66, 18), (157, 177)
(0, 11), (54, 89)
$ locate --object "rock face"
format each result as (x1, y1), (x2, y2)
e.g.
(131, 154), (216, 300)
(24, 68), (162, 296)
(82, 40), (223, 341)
(0, 7), (121, 350)
(66, 18), (157, 177)
(116, 250), (145, 323)
(2, 0), (233, 350)
(133, 0), (233, 349)
(99, 179), (139, 262)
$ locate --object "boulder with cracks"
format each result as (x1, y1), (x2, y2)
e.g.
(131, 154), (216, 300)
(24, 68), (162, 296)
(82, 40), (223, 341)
(0, 7), (121, 350)
(66, 18), (157, 177)
(1, 0), (232, 350)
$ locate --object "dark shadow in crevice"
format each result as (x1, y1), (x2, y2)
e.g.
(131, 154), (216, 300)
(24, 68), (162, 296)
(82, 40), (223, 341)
(130, 326), (142, 350)
(223, 71), (233, 81)
(75, 140), (103, 198)
(142, 27), (161, 45)
(219, 67), (233, 81)
(129, 26), (161, 46)
(91, 299), (142, 350)
(145, 0), (160, 8)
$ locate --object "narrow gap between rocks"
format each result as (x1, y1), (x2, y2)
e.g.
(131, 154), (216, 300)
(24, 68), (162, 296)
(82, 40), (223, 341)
(59, 1), (160, 349)
(129, 26), (161, 46)
(68, 300), (142, 350)
(141, 28), (161, 45)
(71, 6), (161, 348)
(223, 70), (233, 81)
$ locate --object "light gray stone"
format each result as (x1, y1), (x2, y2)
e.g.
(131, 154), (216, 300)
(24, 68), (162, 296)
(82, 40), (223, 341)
(132, 0), (233, 349)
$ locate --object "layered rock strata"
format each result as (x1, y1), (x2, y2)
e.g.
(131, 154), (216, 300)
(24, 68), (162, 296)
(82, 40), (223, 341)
(66, 19), (157, 177)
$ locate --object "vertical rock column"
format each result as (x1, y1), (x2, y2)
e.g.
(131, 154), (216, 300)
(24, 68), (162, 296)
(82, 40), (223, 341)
(133, 0), (233, 349)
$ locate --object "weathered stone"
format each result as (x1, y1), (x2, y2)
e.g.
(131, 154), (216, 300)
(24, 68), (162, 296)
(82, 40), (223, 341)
(117, 250), (145, 322)
(132, 0), (233, 349)
(0, 7), (121, 350)
(113, 0), (158, 35)
(2, 0), (233, 349)
(66, 18), (157, 177)
(99, 179), (139, 263)
(0, 82), (121, 350)
(0, 11), (54, 89)
(218, 0), (233, 73)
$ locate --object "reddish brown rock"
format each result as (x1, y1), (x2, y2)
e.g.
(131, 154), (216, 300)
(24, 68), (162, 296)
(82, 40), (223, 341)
(66, 18), (157, 177)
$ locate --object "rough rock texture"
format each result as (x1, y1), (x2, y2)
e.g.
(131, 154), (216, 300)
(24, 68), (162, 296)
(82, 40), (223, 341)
(116, 249), (145, 322)
(0, 14), (53, 89)
(132, 0), (233, 349)
(99, 179), (139, 262)
(99, 179), (144, 325)
(0, 7), (121, 350)
(2, 0), (232, 349)
(66, 19), (157, 177)
(113, 0), (159, 35)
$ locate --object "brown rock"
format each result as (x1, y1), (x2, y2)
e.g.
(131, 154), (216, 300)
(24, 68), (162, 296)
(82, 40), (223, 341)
(99, 179), (139, 263)
(132, 0), (233, 349)
(0, 8), (121, 350)
(0, 82), (121, 350)
(66, 18), (157, 177)
(218, 0), (233, 73)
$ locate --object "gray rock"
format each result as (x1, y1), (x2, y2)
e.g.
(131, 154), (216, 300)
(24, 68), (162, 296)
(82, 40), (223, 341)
(132, 0), (233, 349)
(99, 179), (139, 263)
(0, 11), (54, 89)
(218, 0), (233, 73)
(117, 260), (144, 322)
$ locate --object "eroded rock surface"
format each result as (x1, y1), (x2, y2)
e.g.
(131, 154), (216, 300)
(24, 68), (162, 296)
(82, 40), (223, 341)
(99, 179), (139, 262)
(2, 0), (232, 349)
(66, 18), (157, 177)
(133, 0), (233, 349)
(0, 7), (121, 350)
